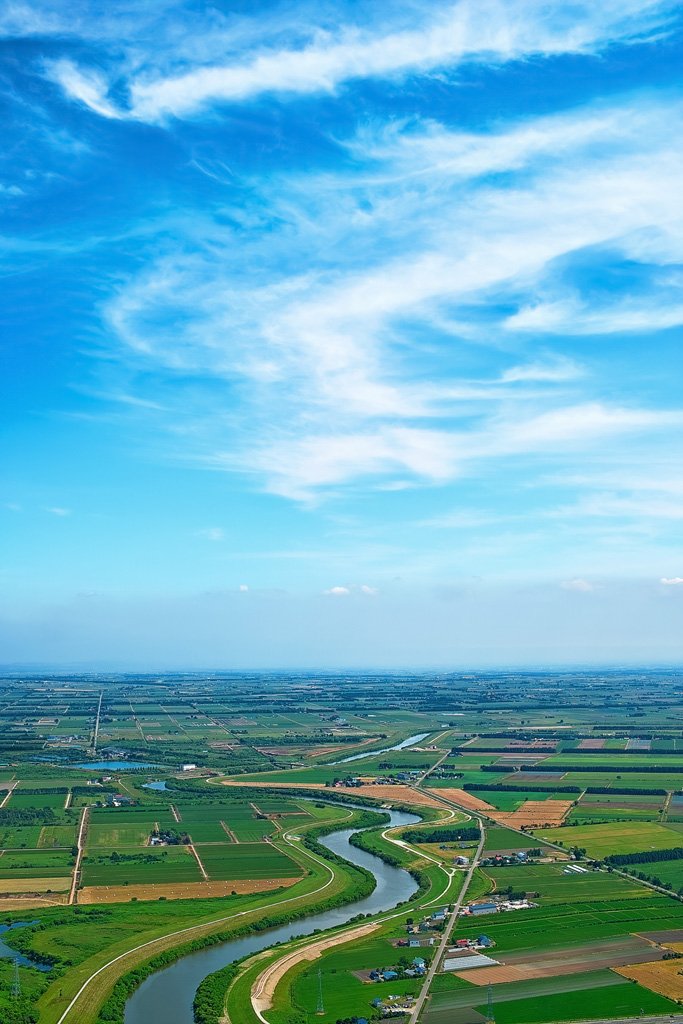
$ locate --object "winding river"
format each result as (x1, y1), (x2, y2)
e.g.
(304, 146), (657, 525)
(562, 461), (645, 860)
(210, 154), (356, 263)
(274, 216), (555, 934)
(124, 805), (420, 1024)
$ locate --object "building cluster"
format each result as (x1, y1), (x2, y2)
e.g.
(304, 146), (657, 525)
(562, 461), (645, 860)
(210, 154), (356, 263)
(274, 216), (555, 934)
(461, 897), (537, 916)
(368, 956), (427, 982)
(331, 770), (425, 789)
(404, 907), (449, 934)
(105, 793), (133, 807)
(480, 851), (530, 867)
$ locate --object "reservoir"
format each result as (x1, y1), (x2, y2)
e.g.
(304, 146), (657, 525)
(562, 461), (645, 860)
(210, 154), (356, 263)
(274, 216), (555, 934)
(124, 804), (419, 1024)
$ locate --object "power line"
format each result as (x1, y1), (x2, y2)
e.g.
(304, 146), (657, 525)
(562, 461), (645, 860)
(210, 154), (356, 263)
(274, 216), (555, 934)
(316, 967), (324, 1015)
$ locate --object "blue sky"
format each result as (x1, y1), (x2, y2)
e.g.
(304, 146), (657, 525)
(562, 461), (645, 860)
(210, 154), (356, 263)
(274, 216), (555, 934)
(1, 0), (682, 667)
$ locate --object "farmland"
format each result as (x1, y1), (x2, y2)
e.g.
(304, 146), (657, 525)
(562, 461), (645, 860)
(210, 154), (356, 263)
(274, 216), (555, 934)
(533, 821), (683, 858)
(4, 671), (683, 1024)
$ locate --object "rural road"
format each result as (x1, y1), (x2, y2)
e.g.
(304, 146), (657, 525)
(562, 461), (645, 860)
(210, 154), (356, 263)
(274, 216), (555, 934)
(409, 814), (486, 1023)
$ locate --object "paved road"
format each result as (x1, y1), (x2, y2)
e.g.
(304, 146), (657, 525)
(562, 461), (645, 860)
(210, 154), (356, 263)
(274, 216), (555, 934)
(409, 814), (486, 1023)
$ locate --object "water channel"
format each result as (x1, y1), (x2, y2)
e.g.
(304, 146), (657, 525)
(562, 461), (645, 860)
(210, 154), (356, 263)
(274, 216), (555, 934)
(328, 732), (429, 765)
(124, 805), (420, 1024)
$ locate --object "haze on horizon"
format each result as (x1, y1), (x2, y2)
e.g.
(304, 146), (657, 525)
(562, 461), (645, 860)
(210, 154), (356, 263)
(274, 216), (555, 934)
(1, 0), (682, 668)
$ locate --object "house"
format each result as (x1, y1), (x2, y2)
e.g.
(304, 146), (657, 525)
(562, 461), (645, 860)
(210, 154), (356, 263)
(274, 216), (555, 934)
(412, 957), (426, 968)
(180, 763), (197, 771)
(357, 1018), (368, 1024)
(430, 911), (445, 921)
(455, 939), (470, 948)
(409, 939), (420, 947)
(397, 773), (411, 781)
(469, 902), (498, 916)
(372, 998), (383, 1008)
(418, 921), (431, 932)
(455, 855), (470, 866)
(369, 971), (381, 981)
(414, 966), (426, 976)
(383, 970), (398, 980)
(405, 969), (416, 977)
(516, 851), (527, 861)
(478, 935), (492, 947)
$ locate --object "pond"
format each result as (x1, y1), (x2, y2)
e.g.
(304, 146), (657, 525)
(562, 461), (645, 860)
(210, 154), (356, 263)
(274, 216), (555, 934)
(0, 922), (52, 971)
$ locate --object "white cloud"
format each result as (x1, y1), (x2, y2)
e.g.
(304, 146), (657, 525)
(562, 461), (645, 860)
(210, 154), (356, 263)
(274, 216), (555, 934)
(560, 579), (595, 591)
(660, 577), (683, 585)
(47, 60), (122, 119)
(360, 584), (378, 595)
(239, 584), (249, 591)
(323, 586), (351, 595)
(197, 527), (224, 541)
(51, 0), (679, 121)
(499, 358), (584, 383)
(45, 507), (70, 516)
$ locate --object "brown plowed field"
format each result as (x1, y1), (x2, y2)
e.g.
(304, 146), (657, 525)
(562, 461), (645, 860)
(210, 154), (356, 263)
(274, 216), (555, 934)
(426, 788), (495, 811)
(222, 780), (446, 808)
(493, 800), (573, 828)
(78, 876), (301, 903)
(578, 739), (606, 749)
(459, 946), (664, 986)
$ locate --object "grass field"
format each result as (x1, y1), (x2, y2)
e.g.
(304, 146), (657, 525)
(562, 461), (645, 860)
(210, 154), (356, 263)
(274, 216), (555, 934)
(483, 827), (540, 852)
(475, 977), (675, 1023)
(80, 846), (202, 885)
(0, 849), (74, 878)
(86, 823), (159, 847)
(38, 824), (78, 848)
(533, 821), (683, 858)
(532, 819), (683, 860)
(195, 842), (303, 880)
(485, 863), (652, 903)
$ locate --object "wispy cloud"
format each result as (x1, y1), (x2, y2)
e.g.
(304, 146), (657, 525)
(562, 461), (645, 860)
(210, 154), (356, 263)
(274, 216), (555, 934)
(45, 507), (70, 516)
(560, 578), (596, 591)
(197, 527), (224, 541)
(48, 0), (679, 121)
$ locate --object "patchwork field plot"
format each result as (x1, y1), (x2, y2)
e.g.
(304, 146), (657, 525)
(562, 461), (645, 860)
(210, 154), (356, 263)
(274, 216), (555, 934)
(194, 842), (303, 880)
(484, 864), (650, 904)
(533, 821), (683, 858)
(38, 824), (78, 848)
(493, 800), (573, 829)
(80, 845), (202, 886)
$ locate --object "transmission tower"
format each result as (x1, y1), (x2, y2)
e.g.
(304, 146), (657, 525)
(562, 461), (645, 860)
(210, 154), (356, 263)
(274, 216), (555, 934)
(316, 967), (324, 1015)
(485, 982), (494, 1024)
(11, 956), (21, 1000)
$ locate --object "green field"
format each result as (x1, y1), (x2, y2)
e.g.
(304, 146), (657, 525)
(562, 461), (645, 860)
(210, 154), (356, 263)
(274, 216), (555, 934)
(427, 969), (664, 1019)
(195, 843), (303, 879)
(80, 845), (202, 885)
(533, 821), (683, 858)
(483, 827), (541, 852)
(38, 824), (78, 848)
(0, 849), (74, 878)
(486, 863), (652, 903)
(476, 977), (675, 1024)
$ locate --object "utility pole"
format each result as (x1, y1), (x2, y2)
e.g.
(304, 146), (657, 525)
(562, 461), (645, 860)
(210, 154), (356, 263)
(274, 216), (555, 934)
(11, 956), (21, 1000)
(316, 967), (324, 1015)
(485, 982), (495, 1024)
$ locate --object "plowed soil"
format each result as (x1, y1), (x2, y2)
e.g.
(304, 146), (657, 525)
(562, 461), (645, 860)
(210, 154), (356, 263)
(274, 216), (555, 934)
(460, 945), (664, 986)
(78, 876), (300, 904)
(426, 788), (495, 811)
(493, 800), (573, 828)
(223, 780), (446, 807)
